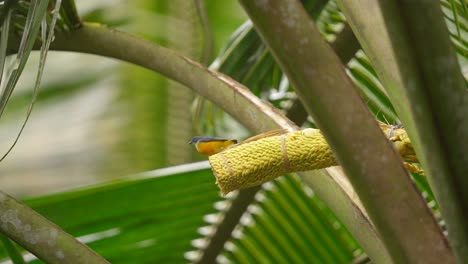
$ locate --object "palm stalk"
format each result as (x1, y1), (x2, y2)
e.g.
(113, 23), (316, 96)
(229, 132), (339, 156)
(338, 0), (467, 261)
(238, 0), (453, 263)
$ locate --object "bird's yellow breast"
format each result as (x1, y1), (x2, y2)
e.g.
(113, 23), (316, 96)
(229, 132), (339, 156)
(197, 140), (236, 156)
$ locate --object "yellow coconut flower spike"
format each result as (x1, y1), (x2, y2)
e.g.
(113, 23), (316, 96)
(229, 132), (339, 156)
(209, 122), (421, 195)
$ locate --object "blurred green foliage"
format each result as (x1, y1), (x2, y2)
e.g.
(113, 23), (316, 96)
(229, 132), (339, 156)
(0, 0), (465, 263)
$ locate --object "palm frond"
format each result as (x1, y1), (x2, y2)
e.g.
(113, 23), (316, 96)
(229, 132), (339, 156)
(0, 234), (25, 264)
(0, 162), (221, 263)
(0, 0), (62, 162)
(0, 0), (49, 116)
(218, 176), (359, 263)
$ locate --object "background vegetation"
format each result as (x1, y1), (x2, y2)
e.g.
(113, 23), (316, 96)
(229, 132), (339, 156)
(0, 0), (466, 263)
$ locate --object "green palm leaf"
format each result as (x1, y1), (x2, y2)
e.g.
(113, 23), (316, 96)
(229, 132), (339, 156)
(0, 162), (220, 263)
(218, 176), (359, 263)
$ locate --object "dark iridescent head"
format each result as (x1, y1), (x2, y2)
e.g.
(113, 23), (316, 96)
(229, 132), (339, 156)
(189, 136), (204, 145)
(189, 136), (236, 144)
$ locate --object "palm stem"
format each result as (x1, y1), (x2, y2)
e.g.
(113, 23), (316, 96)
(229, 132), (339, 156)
(0, 191), (109, 264)
(238, 0), (453, 263)
(338, 0), (468, 261)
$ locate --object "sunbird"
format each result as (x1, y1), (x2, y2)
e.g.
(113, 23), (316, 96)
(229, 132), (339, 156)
(189, 137), (238, 156)
(189, 129), (288, 156)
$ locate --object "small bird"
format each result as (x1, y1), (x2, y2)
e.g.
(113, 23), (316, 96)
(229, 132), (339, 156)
(189, 129), (288, 156)
(189, 136), (238, 156)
